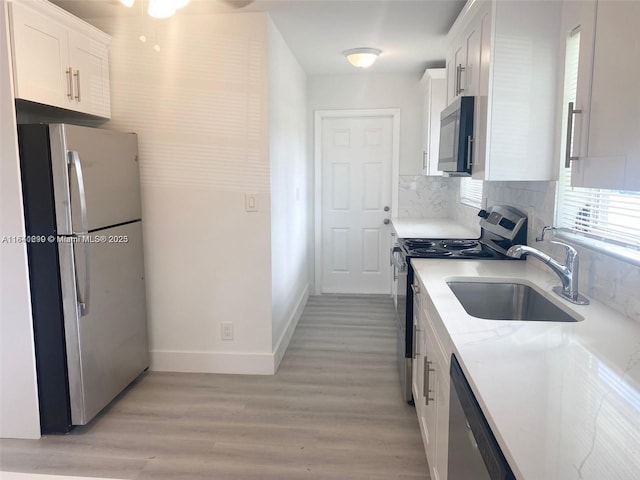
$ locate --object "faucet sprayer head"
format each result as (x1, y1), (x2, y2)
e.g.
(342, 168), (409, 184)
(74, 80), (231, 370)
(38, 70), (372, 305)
(506, 245), (526, 258)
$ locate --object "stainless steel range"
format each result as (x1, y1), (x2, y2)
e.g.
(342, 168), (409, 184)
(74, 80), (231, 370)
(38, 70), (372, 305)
(391, 205), (528, 403)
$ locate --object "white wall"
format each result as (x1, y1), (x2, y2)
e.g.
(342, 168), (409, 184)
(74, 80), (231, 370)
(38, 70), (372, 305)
(91, 12), (276, 374)
(266, 18), (310, 368)
(0, 0), (41, 439)
(308, 73), (424, 175)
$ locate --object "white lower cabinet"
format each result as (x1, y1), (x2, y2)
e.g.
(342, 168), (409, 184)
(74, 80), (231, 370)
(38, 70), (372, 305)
(412, 278), (450, 480)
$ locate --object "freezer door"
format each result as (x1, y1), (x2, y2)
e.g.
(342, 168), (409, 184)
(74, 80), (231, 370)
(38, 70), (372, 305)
(49, 124), (141, 234)
(60, 221), (148, 425)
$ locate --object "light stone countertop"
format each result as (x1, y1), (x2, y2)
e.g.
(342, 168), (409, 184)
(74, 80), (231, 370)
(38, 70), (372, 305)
(0, 473), (120, 480)
(391, 218), (480, 239)
(411, 259), (640, 480)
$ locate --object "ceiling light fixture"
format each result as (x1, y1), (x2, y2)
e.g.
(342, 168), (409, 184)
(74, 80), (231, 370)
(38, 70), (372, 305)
(148, 0), (176, 18)
(343, 48), (382, 68)
(121, 0), (192, 19)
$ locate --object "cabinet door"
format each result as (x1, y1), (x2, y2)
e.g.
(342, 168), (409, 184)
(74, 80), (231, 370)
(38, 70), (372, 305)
(471, 7), (491, 180)
(68, 30), (111, 118)
(422, 325), (438, 472)
(433, 357), (450, 480)
(445, 48), (456, 105)
(10, 1), (71, 110)
(572, 0), (640, 191)
(452, 42), (466, 100)
(464, 23), (481, 97)
(412, 291), (427, 443)
(422, 69), (446, 176)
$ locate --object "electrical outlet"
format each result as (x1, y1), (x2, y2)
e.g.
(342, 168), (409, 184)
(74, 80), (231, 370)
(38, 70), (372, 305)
(221, 322), (233, 340)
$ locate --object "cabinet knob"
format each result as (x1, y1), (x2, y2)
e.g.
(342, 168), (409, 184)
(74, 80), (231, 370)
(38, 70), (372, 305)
(383, 218), (390, 225)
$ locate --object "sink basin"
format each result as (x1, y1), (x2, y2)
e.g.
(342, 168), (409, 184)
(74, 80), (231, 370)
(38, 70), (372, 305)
(447, 281), (581, 322)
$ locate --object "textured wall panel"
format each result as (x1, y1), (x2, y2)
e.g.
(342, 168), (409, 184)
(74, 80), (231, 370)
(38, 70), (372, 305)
(94, 13), (270, 193)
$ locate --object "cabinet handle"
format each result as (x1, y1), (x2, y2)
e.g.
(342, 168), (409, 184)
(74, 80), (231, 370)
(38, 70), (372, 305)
(423, 151), (428, 169)
(66, 67), (74, 100)
(412, 323), (417, 359)
(454, 65), (459, 95)
(466, 136), (474, 170)
(456, 64), (465, 96)
(411, 283), (420, 296)
(564, 101), (582, 167)
(423, 357), (435, 405)
(74, 70), (81, 102)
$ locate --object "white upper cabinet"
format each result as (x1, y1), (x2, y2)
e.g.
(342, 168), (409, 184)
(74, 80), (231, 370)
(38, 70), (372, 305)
(570, 0), (640, 191)
(446, 0), (562, 181)
(421, 68), (446, 176)
(445, 14), (482, 104)
(9, 0), (111, 118)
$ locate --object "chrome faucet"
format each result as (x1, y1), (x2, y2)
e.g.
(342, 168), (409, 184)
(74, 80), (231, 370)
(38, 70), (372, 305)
(506, 241), (589, 305)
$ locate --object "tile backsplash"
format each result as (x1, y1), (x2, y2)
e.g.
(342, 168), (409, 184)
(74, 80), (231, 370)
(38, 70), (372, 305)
(397, 175), (451, 218)
(402, 176), (640, 323)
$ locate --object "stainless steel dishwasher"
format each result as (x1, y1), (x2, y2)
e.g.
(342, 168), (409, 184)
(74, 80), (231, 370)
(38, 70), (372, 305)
(448, 354), (515, 480)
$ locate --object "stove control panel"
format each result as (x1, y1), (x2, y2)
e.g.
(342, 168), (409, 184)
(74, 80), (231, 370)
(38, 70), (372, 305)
(478, 205), (527, 243)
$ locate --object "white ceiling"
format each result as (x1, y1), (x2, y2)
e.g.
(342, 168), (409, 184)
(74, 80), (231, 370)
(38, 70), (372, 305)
(51, 0), (466, 75)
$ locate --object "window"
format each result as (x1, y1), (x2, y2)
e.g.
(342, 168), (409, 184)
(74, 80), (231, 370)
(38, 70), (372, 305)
(556, 28), (640, 254)
(459, 177), (483, 209)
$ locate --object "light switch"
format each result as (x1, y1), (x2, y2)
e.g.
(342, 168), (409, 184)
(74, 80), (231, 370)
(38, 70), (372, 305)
(245, 193), (258, 212)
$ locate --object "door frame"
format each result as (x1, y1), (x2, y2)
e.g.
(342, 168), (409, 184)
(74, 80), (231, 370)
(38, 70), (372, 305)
(314, 108), (400, 295)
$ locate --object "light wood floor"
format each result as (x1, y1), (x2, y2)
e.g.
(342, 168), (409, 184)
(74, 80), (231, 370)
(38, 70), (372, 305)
(1, 295), (429, 479)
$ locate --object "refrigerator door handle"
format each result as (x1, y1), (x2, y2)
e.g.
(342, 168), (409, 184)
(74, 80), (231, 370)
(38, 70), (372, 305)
(68, 150), (90, 316)
(68, 151), (89, 235)
(72, 242), (90, 317)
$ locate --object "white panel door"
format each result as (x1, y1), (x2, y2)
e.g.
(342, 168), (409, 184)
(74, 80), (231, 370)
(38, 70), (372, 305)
(321, 116), (393, 294)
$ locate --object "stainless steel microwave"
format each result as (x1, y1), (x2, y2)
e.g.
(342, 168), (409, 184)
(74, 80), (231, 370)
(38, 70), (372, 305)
(438, 96), (474, 176)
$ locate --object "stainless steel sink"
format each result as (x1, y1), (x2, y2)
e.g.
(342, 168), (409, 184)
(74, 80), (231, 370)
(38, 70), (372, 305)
(447, 281), (581, 322)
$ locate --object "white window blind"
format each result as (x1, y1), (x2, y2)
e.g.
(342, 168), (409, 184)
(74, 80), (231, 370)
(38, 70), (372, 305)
(460, 177), (483, 208)
(556, 28), (640, 251)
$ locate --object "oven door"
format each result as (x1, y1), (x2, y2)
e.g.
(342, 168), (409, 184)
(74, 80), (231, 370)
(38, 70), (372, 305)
(391, 247), (411, 402)
(448, 354), (515, 480)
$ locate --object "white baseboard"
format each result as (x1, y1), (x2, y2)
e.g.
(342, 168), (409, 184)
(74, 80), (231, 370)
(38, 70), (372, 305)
(149, 285), (309, 376)
(273, 284), (309, 372)
(149, 350), (275, 375)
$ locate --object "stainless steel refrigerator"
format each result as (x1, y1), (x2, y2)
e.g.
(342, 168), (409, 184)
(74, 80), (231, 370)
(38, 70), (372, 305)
(17, 123), (149, 434)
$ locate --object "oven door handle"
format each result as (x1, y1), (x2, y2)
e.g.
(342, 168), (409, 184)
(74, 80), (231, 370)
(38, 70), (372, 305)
(391, 247), (407, 270)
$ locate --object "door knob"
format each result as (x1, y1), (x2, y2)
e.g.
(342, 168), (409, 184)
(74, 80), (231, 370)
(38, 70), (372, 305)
(384, 206), (390, 212)
(383, 218), (390, 225)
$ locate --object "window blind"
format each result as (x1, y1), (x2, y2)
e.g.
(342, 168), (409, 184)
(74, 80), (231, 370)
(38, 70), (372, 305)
(556, 28), (640, 250)
(460, 177), (483, 208)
